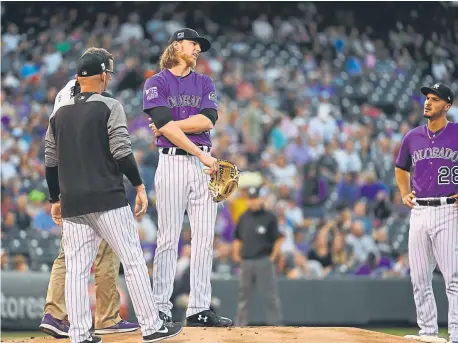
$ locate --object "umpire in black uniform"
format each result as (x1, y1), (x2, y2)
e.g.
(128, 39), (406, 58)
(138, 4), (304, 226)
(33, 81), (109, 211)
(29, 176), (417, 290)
(233, 187), (284, 327)
(44, 51), (182, 343)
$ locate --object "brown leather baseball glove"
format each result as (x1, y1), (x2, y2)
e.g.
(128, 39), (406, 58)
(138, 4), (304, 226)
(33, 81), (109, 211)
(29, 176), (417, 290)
(208, 159), (240, 203)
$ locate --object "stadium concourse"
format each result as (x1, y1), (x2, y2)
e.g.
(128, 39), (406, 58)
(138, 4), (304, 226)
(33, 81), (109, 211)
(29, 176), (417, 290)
(1, 2), (458, 336)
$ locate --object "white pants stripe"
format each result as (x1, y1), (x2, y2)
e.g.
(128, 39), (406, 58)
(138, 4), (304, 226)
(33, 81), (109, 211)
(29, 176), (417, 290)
(409, 203), (458, 340)
(63, 206), (162, 343)
(152, 154), (218, 318)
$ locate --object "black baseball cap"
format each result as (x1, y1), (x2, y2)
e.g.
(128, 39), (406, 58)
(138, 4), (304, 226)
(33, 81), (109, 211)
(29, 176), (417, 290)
(247, 187), (261, 199)
(76, 54), (107, 77)
(421, 83), (455, 104)
(168, 28), (211, 52)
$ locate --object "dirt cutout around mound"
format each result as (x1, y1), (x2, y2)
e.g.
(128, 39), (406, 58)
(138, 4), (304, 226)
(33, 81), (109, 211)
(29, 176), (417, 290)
(1, 327), (414, 343)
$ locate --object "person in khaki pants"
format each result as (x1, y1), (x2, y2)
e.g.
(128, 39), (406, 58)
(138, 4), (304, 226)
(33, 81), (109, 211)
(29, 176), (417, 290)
(39, 239), (141, 338)
(39, 47), (140, 339)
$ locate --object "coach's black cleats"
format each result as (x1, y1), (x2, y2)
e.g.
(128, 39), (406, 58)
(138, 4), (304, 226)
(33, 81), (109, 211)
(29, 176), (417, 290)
(158, 311), (173, 324)
(143, 321), (183, 343)
(79, 335), (102, 343)
(186, 309), (233, 327)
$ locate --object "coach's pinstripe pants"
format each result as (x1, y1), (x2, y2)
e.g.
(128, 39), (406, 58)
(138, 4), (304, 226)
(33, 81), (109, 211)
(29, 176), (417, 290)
(62, 206), (162, 343)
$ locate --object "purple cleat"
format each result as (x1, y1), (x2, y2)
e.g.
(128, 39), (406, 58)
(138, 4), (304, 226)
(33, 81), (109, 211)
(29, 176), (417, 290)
(94, 320), (140, 335)
(39, 313), (70, 339)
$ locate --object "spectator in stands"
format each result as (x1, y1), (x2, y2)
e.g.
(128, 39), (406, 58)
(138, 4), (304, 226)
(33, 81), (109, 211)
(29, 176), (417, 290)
(252, 14), (274, 42)
(116, 12), (144, 43)
(137, 213), (157, 244)
(14, 193), (31, 231)
(1, 194), (15, 215)
(373, 227), (392, 257)
(276, 205), (297, 274)
(336, 172), (360, 207)
(283, 195), (305, 230)
(384, 252), (410, 278)
(372, 135), (394, 176)
(285, 134), (311, 168)
(1, 152), (17, 182)
(42, 43), (63, 76)
(2, 211), (17, 240)
(307, 221), (334, 279)
(372, 191), (392, 221)
(300, 162), (327, 218)
(115, 56), (144, 92)
(392, 190), (411, 217)
(1, 249), (9, 270)
(268, 155), (298, 188)
(317, 141), (339, 188)
(345, 220), (379, 265)
(12, 254), (29, 272)
(331, 229), (355, 273)
(354, 252), (393, 277)
(358, 135), (373, 166)
(32, 202), (59, 232)
(334, 140), (362, 173)
(336, 206), (353, 233)
(212, 242), (235, 279)
(308, 96), (339, 141)
(352, 200), (372, 234)
(2, 23), (21, 54)
(359, 170), (389, 203)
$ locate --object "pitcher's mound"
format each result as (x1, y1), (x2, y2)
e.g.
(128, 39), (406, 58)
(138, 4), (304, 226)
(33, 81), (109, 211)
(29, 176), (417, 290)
(2, 327), (413, 343)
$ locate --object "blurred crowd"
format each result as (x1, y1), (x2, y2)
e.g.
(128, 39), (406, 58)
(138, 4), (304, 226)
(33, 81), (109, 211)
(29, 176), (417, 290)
(2, 2), (458, 280)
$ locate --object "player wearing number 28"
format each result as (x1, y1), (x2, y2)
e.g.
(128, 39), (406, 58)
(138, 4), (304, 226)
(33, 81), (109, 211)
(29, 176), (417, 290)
(395, 83), (458, 343)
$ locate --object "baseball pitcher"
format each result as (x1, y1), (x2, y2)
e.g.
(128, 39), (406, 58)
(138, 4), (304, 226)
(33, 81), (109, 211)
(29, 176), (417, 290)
(143, 28), (232, 327)
(395, 83), (458, 343)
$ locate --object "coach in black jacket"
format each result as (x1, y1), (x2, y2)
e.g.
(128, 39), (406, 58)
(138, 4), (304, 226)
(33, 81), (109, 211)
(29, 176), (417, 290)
(44, 51), (182, 343)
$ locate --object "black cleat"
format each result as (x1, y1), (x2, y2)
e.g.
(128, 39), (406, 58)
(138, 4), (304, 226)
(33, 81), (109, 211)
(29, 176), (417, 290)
(158, 311), (172, 324)
(143, 321), (183, 343)
(79, 335), (102, 343)
(186, 310), (232, 327)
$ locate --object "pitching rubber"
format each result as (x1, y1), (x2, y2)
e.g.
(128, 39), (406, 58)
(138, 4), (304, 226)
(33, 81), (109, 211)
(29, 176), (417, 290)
(404, 335), (448, 343)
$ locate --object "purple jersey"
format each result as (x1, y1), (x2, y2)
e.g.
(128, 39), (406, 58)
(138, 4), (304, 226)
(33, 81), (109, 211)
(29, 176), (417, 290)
(143, 69), (218, 147)
(396, 122), (458, 197)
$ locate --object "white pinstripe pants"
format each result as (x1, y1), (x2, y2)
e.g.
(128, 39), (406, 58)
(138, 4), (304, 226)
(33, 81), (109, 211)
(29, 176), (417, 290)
(62, 206), (162, 343)
(152, 154), (218, 318)
(409, 203), (458, 340)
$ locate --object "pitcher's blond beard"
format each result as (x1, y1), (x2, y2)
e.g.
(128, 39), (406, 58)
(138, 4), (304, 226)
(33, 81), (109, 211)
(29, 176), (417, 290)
(179, 52), (196, 69)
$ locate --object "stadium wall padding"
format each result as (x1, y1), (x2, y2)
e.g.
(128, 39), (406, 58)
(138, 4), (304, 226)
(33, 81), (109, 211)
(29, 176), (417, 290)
(1, 271), (448, 329)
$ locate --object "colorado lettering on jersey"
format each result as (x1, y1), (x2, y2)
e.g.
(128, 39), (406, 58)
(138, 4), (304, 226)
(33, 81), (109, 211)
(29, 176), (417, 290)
(412, 148), (458, 166)
(142, 69), (218, 148)
(167, 95), (202, 108)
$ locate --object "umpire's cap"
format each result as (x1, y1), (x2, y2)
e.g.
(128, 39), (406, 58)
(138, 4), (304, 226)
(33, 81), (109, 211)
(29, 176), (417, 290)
(168, 28), (211, 52)
(421, 83), (454, 104)
(76, 54), (107, 77)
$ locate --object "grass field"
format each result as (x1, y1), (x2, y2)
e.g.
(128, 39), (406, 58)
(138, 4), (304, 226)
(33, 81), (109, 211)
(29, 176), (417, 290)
(0, 327), (450, 340)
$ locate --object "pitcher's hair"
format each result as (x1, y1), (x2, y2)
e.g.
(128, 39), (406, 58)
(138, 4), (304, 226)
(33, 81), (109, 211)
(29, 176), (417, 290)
(159, 44), (180, 70)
